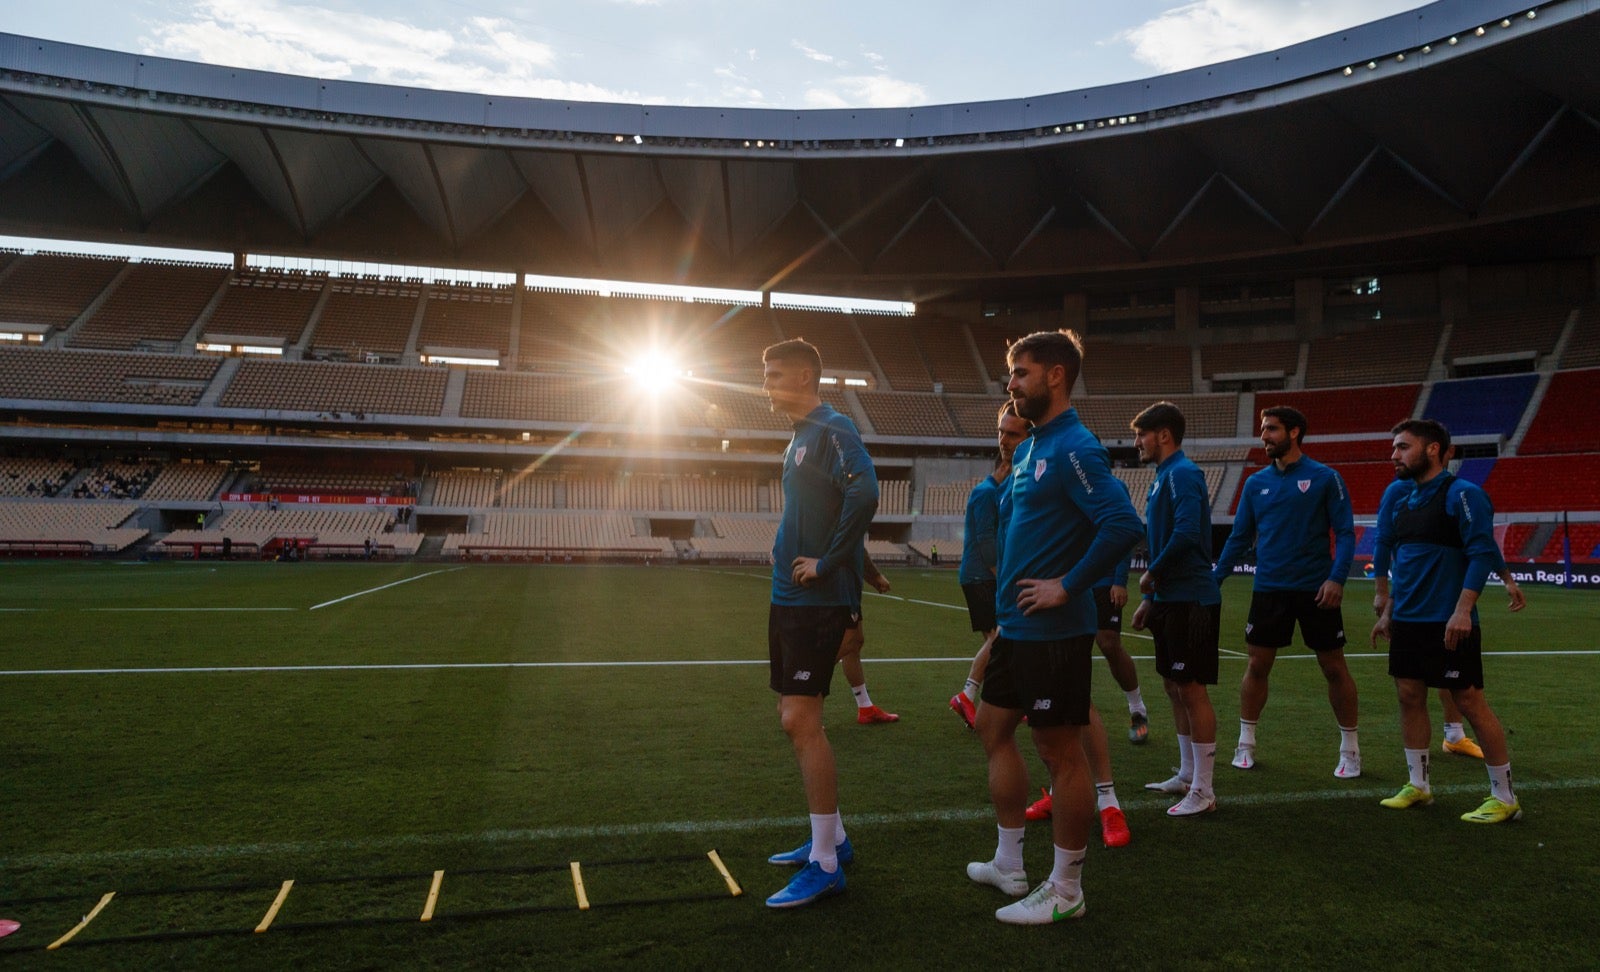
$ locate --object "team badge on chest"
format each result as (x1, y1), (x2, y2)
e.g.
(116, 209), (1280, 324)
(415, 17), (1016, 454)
(1297, 479), (1311, 493)
(794, 445), (807, 466)
(1034, 459), (1047, 481)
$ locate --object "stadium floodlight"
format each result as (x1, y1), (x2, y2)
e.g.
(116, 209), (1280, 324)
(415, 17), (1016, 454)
(1527, 10), (1536, 18)
(1501, 18), (1512, 27)
(894, 138), (904, 147)
(1475, 26), (1486, 36)
(1448, 35), (1459, 44)
(1367, 61), (1378, 69)
(1395, 53), (1405, 61)
(1422, 45), (1432, 53)
(633, 135), (643, 144)
(1344, 67), (1354, 75)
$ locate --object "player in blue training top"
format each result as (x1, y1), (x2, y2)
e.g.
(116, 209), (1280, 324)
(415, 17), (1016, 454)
(759, 338), (880, 906)
(949, 402), (1029, 729)
(965, 329), (1143, 926)
(1370, 419), (1523, 824)
(1129, 401), (1223, 818)
(1213, 406), (1362, 779)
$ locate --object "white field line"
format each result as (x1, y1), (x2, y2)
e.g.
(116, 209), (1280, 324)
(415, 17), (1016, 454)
(3, 648), (1597, 677)
(689, 564), (1163, 640)
(4, 775), (1596, 871)
(308, 567), (465, 611)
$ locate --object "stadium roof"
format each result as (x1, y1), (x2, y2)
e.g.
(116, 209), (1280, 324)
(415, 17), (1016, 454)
(0, 0), (1596, 301)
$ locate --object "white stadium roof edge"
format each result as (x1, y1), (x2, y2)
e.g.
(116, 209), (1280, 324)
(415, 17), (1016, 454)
(0, 1), (1568, 149)
(0, 0), (1595, 300)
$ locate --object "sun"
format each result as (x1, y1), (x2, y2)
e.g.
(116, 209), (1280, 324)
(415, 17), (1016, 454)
(623, 350), (685, 394)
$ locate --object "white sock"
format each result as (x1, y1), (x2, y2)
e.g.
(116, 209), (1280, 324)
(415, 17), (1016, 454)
(1095, 781), (1119, 812)
(851, 684), (873, 709)
(1339, 725), (1359, 755)
(994, 824), (1026, 873)
(1238, 719), (1258, 749)
(809, 813), (841, 872)
(1443, 722), (1466, 744)
(962, 679), (980, 703)
(1488, 762), (1516, 805)
(1177, 733), (1195, 782)
(1049, 845), (1087, 899)
(1405, 748), (1431, 791)
(1125, 688), (1147, 718)
(1191, 741), (1217, 796)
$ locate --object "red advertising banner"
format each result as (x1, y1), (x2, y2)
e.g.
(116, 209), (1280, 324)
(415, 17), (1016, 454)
(222, 493), (416, 506)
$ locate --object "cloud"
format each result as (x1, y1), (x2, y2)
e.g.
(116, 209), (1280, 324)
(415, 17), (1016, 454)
(144, 0), (658, 102)
(792, 41), (839, 65)
(1117, 0), (1422, 73)
(803, 75), (927, 109)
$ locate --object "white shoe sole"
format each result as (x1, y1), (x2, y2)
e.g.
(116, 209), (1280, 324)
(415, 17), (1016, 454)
(966, 860), (1029, 896)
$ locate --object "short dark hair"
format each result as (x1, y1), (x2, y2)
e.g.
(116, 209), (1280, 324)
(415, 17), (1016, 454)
(997, 399), (1018, 421)
(1131, 400), (1187, 445)
(1005, 329), (1085, 390)
(1392, 418), (1452, 460)
(762, 338), (822, 390)
(1260, 405), (1307, 445)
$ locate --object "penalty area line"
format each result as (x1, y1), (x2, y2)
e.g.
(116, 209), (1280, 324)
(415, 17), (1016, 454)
(309, 568), (465, 611)
(6, 775), (1596, 870)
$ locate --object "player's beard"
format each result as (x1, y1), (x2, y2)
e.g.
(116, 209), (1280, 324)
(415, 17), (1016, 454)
(1394, 455), (1428, 480)
(1263, 438), (1288, 460)
(1012, 386), (1050, 422)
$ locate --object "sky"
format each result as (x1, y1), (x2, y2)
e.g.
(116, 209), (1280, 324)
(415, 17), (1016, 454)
(1, 0), (1434, 110)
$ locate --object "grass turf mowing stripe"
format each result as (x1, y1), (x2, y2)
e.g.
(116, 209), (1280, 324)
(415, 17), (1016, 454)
(3, 648), (1596, 677)
(4, 776), (1595, 871)
(308, 568), (465, 611)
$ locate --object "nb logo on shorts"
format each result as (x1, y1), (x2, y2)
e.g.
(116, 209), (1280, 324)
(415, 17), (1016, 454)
(1445, 670), (1460, 679)
(1032, 699), (1051, 711)
(1337, 629), (1345, 637)
(1245, 623), (1254, 635)
(1171, 662), (1186, 671)
(794, 671), (812, 681)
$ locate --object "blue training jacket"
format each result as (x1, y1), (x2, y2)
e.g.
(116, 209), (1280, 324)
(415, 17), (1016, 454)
(1371, 472), (1501, 624)
(995, 408), (1144, 640)
(1143, 450), (1221, 605)
(770, 403), (879, 609)
(1214, 455), (1356, 591)
(958, 474), (1002, 584)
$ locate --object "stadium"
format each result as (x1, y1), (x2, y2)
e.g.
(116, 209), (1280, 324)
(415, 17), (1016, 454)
(0, 0), (1597, 965)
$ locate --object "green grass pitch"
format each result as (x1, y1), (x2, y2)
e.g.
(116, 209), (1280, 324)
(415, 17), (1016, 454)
(1, 561), (1596, 969)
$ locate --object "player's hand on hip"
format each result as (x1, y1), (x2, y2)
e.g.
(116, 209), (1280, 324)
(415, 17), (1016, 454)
(791, 556), (822, 586)
(1016, 578), (1068, 616)
(1315, 580), (1344, 609)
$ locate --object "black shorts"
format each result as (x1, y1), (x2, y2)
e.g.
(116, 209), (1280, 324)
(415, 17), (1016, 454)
(1245, 589), (1346, 651)
(1387, 620), (1484, 689)
(961, 580), (997, 633)
(769, 604), (855, 696)
(978, 634), (1094, 727)
(1094, 587), (1122, 632)
(1149, 601), (1221, 685)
